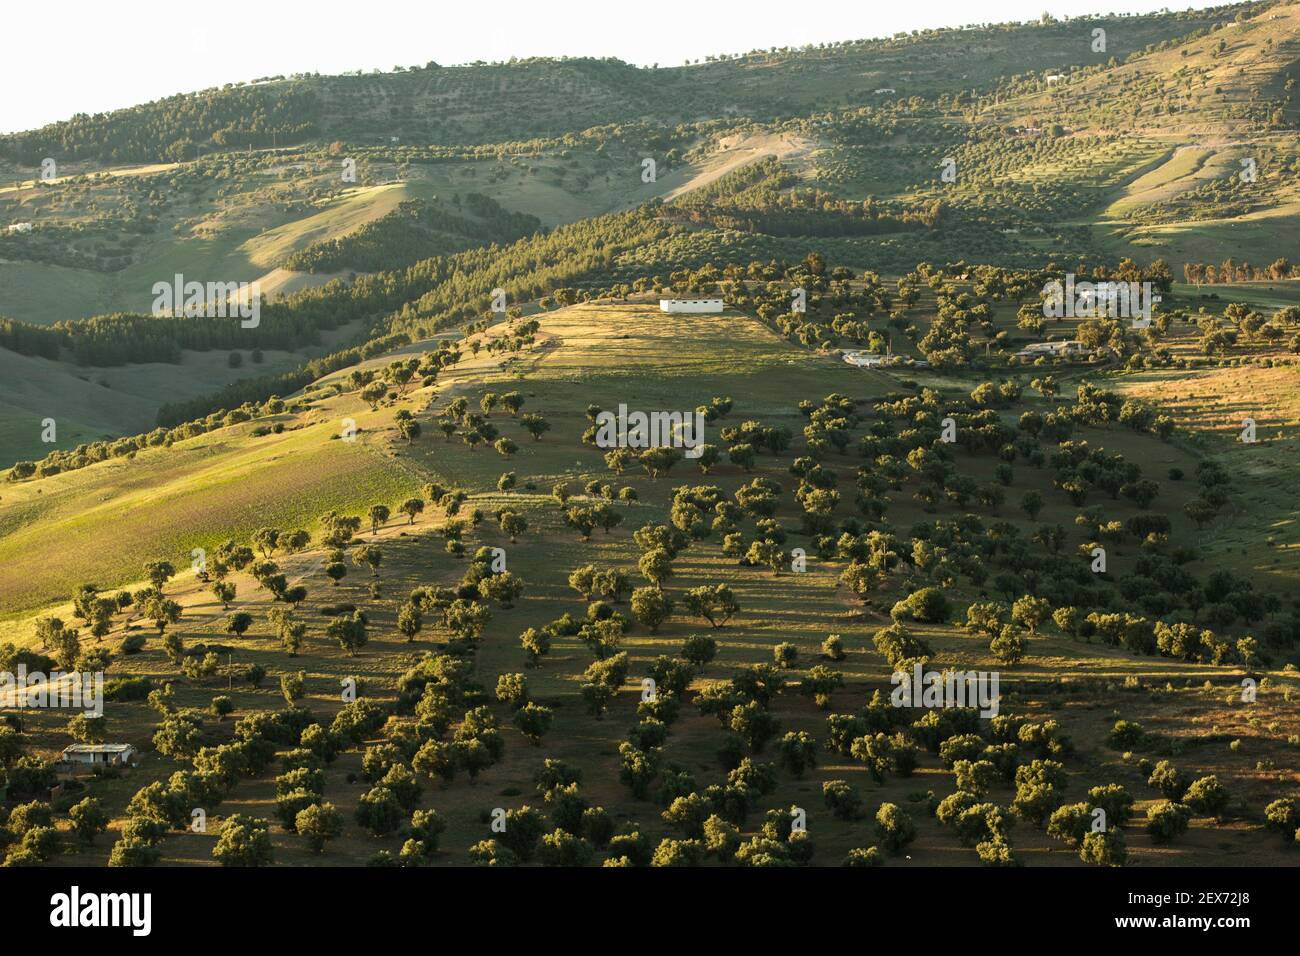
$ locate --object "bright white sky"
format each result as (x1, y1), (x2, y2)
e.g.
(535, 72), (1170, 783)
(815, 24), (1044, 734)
(3, 0), (1194, 133)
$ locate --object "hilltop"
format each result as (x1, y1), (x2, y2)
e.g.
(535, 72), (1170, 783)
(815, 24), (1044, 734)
(0, 7), (1245, 165)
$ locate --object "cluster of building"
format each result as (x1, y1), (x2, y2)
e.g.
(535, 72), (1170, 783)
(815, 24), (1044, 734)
(840, 350), (928, 370)
(1013, 340), (1091, 361)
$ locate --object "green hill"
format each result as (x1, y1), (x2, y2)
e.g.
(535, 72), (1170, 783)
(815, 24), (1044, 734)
(0, 7), (1244, 166)
(2, 290), (1296, 870)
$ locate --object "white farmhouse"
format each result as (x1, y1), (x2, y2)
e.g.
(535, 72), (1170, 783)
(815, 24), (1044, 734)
(6, 222), (33, 234)
(1046, 74), (1066, 85)
(842, 350), (911, 369)
(1015, 340), (1089, 360)
(60, 743), (137, 768)
(660, 298), (724, 314)
(842, 350), (886, 368)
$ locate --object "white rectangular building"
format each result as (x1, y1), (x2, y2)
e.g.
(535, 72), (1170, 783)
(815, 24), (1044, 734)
(660, 298), (724, 314)
(60, 743), (136, 767)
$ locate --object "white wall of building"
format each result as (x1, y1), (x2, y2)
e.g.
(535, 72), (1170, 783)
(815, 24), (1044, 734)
(660, 299), (723, 314)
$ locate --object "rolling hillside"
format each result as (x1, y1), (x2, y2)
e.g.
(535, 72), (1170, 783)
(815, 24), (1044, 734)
(0, 7), (1245, 166)
(0, 2), (1297, 877)
(2, 292), (1296, 871)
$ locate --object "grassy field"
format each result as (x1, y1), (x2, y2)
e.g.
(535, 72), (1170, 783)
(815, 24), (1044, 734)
(1102, 146), (1226, 218)
(0, 318), (364, 466)
(0, 384), (417, 623)
(1115, 361), (1300, 583)
(239, 182), (426, 270)
(0, 258), (116, 326)
(1108, 196), (1300, 266)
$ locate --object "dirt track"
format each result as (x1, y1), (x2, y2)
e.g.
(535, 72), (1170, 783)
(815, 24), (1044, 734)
(663, 131), (819, 202)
